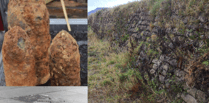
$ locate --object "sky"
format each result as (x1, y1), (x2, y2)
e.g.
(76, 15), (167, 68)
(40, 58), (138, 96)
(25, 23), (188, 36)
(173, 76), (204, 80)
(88, 0), (140, 12)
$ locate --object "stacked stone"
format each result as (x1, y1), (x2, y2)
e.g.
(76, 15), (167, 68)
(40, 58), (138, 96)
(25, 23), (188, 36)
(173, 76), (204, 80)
(48, 30), (81, 86)
(88, 1), (209, 102)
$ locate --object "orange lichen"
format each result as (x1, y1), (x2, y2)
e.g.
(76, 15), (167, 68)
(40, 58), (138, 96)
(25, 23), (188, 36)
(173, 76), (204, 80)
(49, 30), (81, 86)
(7, 0), (51, 85)
(2, 26), (37, 86)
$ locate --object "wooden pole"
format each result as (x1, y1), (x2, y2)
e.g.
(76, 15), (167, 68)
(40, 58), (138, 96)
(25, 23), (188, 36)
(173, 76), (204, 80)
(61, 0), (71, 31)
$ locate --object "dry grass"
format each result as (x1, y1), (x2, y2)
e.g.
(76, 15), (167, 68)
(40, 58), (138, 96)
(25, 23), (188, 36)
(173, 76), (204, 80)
(88, 26), (169, 103)
(109, 1), (141, 15)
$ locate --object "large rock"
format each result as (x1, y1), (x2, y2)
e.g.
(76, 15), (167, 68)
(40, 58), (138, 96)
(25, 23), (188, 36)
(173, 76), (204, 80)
(181, 94), (197, 103)
(7, 0), (51, 85)
(2, 26), (37, 86)
(48, 30), (81, 86)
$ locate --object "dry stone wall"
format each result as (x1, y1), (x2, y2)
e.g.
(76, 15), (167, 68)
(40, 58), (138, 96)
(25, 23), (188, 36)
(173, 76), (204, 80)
(88, 1), (209, 102)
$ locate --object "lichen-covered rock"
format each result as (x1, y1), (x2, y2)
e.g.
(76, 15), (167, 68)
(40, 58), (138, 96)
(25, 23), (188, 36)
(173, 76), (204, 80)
(2, 26), (37, 86)
(181, 94), (197, 103)
(49, 30), (81, 86)
(7, 0), (51, 85)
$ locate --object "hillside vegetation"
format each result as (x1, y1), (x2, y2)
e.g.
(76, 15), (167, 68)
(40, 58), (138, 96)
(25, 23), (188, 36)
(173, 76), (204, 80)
(88, 0), (209, 102)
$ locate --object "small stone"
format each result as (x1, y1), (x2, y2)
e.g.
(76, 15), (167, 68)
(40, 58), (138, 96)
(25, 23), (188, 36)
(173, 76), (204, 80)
(162, 65), (168, 71)
(183, 83), (191, 90)
(153, 64), (158, 70)
(181, 94), (197, 103)
(204, 24), (209, 30)
(177, 93), (181, 98)
(152, 59), (161, 65)
(198, 16), (205, 22)
(196, 90), (206, 103)
(150, 69), (155, 74)
(157, 47), (162, 53)
(168, 43), (174, 49)
(174, 77), (183, 84)
(169, 59), (177, 67)
(175, 70), (185, 77)
(187, 88), (197, 97)
(154, 22), (158, 26)
(159, 75), (165, 83)
(160, 55), (165, 61)
(162, 70), (167, 76)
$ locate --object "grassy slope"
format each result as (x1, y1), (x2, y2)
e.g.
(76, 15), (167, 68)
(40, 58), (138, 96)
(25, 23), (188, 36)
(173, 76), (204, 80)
(88, 27), (141, 103)
(88, 27), (170, 103)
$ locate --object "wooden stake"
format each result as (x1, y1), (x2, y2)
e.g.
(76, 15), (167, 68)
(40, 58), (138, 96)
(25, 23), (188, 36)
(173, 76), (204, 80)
(61, 0), (71, 31)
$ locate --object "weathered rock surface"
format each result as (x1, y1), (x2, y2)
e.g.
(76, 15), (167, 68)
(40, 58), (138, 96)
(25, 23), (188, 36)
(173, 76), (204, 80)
(49, 30), (81, 86)
(0, 27), (88, 86)
(7, 0), (51, 85)
(2, 26), (37, 86)
(181, 94), (197, 103)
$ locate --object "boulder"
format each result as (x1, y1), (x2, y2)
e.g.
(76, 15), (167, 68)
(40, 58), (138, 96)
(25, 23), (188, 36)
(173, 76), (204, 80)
(2, 26), (37, 86)
(7, 0), (51, 85)
(49, 30), (81, 86)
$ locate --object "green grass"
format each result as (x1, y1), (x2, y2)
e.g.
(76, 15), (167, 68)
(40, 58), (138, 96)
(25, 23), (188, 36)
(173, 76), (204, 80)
(88, 27), (139, 102)
(122, 34), (129, 42)
(202, 61), (209, 66)
(88, 27), (173, 103)
(87, 0), (209, 102)
(149, 0), (165, 16)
